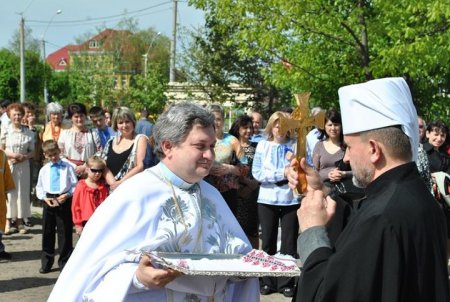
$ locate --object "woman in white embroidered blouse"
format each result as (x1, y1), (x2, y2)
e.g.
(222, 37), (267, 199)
(0, 103), (35, 234)
(251, 111), (299, 297)
(58, 103), (101, 177)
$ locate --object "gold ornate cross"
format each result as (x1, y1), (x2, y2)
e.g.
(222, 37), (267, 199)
(278, 92), (325, 192)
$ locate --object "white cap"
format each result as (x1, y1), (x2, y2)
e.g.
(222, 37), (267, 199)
(338, 77), (419, 161)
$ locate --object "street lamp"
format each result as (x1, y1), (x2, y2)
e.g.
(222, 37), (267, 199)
(142, 32), (161, 78)
(41, 9), (62, 104)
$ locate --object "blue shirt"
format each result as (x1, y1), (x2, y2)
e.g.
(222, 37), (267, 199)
(136, 119), (154, 138)
(35, 159), (78, 199)
(95, 127), (116, 148)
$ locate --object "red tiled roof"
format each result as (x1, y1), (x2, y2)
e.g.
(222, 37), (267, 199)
(46, 29), (131, 69)
(46, 45), (74, 71)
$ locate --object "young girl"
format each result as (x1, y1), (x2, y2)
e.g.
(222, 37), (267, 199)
(71, 155), (109, 235)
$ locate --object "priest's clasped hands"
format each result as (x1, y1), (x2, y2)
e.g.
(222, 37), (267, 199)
(286, 158), (337, 232)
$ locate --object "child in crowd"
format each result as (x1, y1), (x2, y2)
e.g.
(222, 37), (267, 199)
(88, 106), (115, 149)
(36, 140), (77, 273)
(71, 155), (108, 235)
(0, 149), (15, 260)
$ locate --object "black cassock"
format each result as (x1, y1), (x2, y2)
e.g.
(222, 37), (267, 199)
(295, 162), (450, 302)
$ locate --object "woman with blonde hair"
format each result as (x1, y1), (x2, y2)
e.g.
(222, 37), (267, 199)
(252, 111), (298, 297)
(100, 106), (148, 191)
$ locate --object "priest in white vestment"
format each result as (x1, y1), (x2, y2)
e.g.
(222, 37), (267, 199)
(48, 103), (260, 302)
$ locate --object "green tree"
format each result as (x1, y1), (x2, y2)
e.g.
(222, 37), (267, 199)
(9, 25), (41, 55)
(189, 0), (450, 122)
(0, 48), (47, 104)
(0, 49), (20, 100)
(180, 19), (292, 114)
(47, 71), (71, 105)
(128, 62), (167, 115)
(67, 20), (170, 111)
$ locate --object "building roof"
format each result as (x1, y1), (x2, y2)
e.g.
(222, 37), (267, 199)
(46, 45), (79, 71)
(45, 28), (132, 71)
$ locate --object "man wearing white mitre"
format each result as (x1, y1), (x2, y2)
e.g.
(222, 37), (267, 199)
(288, 78), (449, 302)
(49, 102), (259, 302)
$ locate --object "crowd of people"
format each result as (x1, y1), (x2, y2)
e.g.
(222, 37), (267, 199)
(0, 77), (449, 301)
(0, 101), (153, 268)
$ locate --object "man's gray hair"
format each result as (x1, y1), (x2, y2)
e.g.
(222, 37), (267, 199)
(361, 126), (412, 161)
(46, 102), (64, 118)
(153, 102), (215, 159)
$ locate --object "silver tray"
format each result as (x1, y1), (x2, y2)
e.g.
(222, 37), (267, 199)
(142, 251), (301, 278)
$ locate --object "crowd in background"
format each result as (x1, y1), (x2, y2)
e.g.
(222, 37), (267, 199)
(0, 98), (449, 298)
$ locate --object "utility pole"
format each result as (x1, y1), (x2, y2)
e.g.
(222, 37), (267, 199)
(169, 0), (177, 83)
(19, 16), (26, 103)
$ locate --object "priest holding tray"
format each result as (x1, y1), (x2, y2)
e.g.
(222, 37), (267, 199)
(49, 103), (260, 301)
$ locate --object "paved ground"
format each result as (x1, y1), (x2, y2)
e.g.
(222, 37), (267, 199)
(0, 205), (291, 301)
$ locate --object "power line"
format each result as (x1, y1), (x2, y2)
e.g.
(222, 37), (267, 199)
(29, 8), (171, 29)
(22, 0), (36, 14)
(27, 1), (171, 25)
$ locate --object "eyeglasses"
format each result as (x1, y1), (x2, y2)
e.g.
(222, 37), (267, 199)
(90, 168), (104, 173)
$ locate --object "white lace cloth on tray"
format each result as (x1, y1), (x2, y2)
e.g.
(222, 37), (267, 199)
(147, 249), (301, 277)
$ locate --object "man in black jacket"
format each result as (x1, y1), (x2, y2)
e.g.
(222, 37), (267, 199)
(289, 77), (449, 302)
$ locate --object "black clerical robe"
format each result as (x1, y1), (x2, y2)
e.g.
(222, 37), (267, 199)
(295, 162), (450, 302)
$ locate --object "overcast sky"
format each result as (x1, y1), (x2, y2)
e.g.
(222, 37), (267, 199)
(0, 0), (204, 54)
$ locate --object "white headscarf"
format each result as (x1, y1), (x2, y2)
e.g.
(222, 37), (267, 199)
(338, 77), (419, 161)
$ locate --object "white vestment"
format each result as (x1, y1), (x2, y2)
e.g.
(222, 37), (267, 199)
(49, 163), (259, 302)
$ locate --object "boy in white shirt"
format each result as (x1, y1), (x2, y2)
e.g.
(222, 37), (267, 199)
(35, 140), (77, 273)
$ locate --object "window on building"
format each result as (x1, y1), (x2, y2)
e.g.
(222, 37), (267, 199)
(89, 40), (100, 48)
(58, 58), (67, 66)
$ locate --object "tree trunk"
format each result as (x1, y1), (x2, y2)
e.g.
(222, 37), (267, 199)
(359, 0), (373, 80)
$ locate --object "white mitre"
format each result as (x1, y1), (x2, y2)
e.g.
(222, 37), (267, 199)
(338, 77), (419, 161)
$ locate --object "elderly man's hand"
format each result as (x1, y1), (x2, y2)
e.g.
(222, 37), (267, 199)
(135, 255), (182, 289)
(298, 190), (336, 232)
(286, 158), (322, 191)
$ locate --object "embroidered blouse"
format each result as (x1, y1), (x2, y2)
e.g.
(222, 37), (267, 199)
(252, 139), (298, 206)
(58, 128), (101, 164)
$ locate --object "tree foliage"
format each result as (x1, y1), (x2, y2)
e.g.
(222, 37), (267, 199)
(0, 49), (19, 100)
(188, 0), (450, 123)
(67, 23), (170, 113)
(179, 17), (292, 114)
(0, 48), (48, 103)
(128, 62), (168, 115)
(9, 25), (41, 55)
